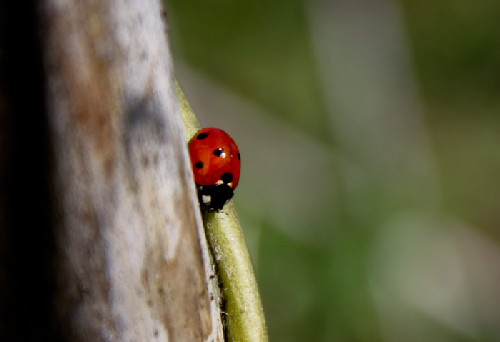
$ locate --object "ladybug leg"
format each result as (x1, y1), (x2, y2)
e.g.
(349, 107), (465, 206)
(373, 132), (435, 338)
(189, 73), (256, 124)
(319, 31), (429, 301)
(216, 209), (229, 216)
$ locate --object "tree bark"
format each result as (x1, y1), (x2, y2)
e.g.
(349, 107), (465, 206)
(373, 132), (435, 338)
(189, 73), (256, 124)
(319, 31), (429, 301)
(0, 0), (221, 341)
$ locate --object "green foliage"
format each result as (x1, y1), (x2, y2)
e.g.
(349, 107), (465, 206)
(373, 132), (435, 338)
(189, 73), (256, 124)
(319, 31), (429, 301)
(168, 1), (500, 341)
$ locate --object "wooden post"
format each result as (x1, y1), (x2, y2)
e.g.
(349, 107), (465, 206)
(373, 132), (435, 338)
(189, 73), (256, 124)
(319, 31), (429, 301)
(0, 0), (222, 341)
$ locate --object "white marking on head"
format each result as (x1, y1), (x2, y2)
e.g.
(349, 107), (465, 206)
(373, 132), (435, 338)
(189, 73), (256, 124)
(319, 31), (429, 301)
(228, 182), (233, 188)
(215, 179), (224, 185)
(202, 195), (211, 204)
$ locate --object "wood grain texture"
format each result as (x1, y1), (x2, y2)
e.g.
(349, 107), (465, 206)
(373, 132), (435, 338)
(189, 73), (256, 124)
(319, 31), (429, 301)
(40, 0), (221, 340)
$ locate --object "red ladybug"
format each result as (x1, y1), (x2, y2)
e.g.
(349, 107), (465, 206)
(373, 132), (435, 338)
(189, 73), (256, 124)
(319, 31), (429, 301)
(189, 128), (241, 212)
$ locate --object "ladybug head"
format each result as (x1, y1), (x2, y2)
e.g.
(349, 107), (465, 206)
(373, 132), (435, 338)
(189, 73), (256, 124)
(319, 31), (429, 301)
(197, 183), (234, 212)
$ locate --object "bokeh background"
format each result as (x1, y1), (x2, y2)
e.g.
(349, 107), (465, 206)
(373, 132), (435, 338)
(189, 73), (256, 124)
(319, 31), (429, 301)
(165, 0), (500, 341)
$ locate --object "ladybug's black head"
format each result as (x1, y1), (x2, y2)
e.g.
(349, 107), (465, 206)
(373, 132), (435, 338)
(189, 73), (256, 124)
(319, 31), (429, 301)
(196, 183), (234, 212)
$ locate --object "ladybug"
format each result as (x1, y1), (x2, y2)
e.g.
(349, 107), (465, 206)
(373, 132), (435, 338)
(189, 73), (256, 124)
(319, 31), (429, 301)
(189, 128), (241, 212)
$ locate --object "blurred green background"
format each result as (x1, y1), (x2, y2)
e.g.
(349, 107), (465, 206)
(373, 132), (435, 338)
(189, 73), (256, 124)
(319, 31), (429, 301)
(165, 0), (500, 341)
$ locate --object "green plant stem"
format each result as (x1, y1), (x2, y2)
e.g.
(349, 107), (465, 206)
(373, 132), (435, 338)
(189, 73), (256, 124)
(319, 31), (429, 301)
(176, 80), (268, 342)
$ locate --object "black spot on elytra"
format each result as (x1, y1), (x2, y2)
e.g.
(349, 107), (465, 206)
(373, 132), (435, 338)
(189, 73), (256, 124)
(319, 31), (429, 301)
(213, 148), (223, 156)
(237, 152), (240, 160)
(197, 132), (209, 140)
(221, 173), (233, 184)
(194, 161), (204, 169)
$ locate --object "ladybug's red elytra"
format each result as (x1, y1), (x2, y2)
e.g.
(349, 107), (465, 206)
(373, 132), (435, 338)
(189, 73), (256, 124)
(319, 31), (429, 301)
(189, 128), (241, 212)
